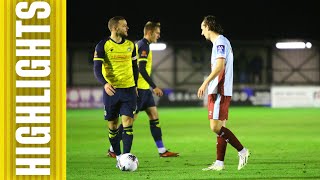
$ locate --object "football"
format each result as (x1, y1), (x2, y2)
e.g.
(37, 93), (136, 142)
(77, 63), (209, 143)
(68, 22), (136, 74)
(118, 153), (139, 171)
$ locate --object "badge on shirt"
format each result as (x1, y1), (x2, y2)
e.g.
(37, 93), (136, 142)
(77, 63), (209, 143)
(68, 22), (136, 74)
(217, 45), (225, 55)
(141, 50), (147, 58)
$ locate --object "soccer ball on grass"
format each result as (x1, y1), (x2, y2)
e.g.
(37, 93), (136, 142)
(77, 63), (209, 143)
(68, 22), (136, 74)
(118, 153), (139, 171)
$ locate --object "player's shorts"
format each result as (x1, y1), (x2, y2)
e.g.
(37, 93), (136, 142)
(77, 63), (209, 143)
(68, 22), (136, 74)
(207, 94), (231, 120)
(103, 86), (137, 120)
(135, 89), (155, 114)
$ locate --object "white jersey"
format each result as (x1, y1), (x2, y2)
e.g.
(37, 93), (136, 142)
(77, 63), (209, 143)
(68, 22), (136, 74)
(207, 35), (233, 96)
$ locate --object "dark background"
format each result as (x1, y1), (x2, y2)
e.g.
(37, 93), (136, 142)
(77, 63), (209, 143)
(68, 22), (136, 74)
(67, 0), (319, 43)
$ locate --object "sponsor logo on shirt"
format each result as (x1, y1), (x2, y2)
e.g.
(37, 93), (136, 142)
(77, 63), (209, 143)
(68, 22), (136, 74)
(217, 45), (225, 54)
(110, 54), (131, 60)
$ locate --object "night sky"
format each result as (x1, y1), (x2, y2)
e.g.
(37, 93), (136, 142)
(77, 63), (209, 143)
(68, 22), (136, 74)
(67, 0), (319, 44)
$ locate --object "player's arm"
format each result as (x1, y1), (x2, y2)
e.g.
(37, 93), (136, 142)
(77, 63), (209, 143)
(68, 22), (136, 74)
(93, 42), (107, 85)
(137, 42), (156, 89)
(137, 42), (162, 96)
(93, 60), (107, 85)
(132, 45), (138, 87)
(139, 61), (163, 97)
(138, 61), (156, 89)
(197, 58), (225, 98)
(203, 58), (225, 85)
(93, 41), (115, 96)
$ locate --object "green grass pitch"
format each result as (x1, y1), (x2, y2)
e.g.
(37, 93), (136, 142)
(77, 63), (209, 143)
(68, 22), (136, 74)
(67, 107), (320, 179)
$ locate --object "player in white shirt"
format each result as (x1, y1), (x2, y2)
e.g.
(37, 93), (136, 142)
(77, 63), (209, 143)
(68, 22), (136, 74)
(197, 15), (250, 171)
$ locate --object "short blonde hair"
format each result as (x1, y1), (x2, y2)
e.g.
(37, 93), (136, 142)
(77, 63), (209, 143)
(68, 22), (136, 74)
(143, 21), (161, 35)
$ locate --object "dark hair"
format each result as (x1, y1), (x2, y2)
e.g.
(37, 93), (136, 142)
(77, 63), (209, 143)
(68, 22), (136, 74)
(108, 16), (125, 31)
(144, 21), (161, 34)
(202, 15), (224, 34)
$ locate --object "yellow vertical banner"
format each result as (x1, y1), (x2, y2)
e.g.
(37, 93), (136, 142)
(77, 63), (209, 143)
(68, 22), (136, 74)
(0, 0), (5, 179)
(1, 0), (66, 180)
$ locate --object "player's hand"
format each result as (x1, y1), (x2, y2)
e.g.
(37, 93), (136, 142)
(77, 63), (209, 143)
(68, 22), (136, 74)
(104, 83), (116, 96)
(153, 87), (163, 97)
(197, 82), (208, 98)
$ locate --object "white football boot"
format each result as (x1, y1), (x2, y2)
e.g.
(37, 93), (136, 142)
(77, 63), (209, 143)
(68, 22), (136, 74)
(202, 161), (225, 171)
(238, 148), (250, 170)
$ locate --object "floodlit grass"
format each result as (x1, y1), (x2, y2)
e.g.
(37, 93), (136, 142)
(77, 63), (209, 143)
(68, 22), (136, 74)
(67, 107), (320, 179)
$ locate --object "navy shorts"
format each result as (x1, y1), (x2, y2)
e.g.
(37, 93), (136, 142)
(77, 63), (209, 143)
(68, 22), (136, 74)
(136, 89), (156, 113)
(103, 87), (137, 120)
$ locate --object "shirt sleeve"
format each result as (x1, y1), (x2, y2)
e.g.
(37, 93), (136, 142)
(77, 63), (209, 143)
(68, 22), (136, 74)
(93, 40), (106, 61)
(138, 61), (156, 89)
(132, 59), (138, 86)
(92, 40), (107, 85)
(137, 41), (149, 61)
(93, 60), (107, 85)
(132, 44), (137, 61)
(215, 38), (227, 59)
